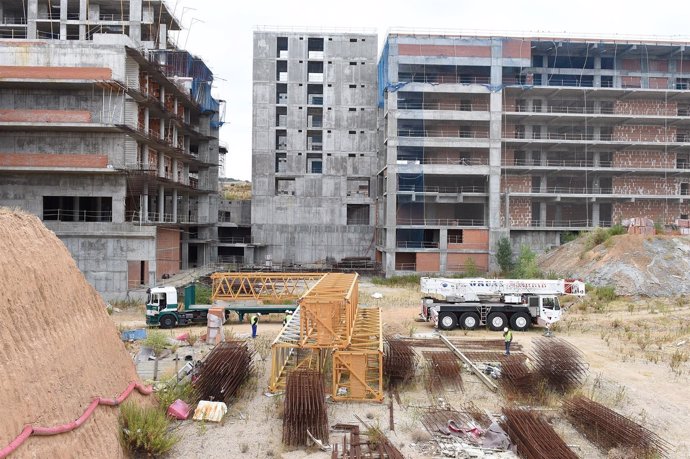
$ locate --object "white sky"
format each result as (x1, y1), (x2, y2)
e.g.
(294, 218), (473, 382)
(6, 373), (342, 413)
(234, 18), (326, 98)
(168, 0), (690, 181)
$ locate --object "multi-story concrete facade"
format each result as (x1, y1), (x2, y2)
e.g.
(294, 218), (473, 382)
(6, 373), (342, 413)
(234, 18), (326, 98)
(0, 0), (222, 298)
(378, 32), (690, 275)
(251, 29), (379, 267)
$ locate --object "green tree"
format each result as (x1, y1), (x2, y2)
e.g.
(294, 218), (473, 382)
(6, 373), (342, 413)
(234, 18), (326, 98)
(464, 257), (479, 277)
(496, 237), (514, 274)
(512, 245), (542, 278)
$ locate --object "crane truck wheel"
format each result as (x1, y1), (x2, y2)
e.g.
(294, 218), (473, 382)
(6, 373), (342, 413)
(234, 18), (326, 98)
(159, 315), (177, 329)
(510, 312), (530, 331)
(438, 312), (458, 330)
(487, 312), (508, 331)
(459, 312), (480, 330)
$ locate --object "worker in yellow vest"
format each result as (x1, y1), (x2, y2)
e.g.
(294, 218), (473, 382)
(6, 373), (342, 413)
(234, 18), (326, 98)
(503, 327), (513, 355)
(283, 309), (293, 326)
(251, 314), (259, 338)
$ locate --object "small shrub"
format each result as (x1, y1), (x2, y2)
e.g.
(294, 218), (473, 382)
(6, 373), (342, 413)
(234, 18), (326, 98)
(239, 442), (249, 453)
(464, 257), (479, 277)
(594, 286), (617, 302)
(511, 245), (542, 279)
(195, 283), (212, 304)
(119, 401), (178, 456)
(654, 221), (664, 234)
(370, 275), (420, 287)
(144, 331), (170, 356)
(560, 231), (579, 244)
(607, 224), (626, 236)
(670, 349), (689, 374)
(496, 237), (514, 274)
(155, 378), (196, 413)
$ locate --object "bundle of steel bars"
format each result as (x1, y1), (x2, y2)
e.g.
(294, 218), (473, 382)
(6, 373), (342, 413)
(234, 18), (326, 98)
(530, 337), (588, 393)
(499, 357), (537, 400)
(563, 395), (671, 458)
(500, 407), (578, 459)
(282, 369), (329, 447)
(383, 336), (417, 388)
(448, 339), (524, 352)
(423, 351), (463, 393)
(193, 341), (254, 404)
(461, 401), (492, 428)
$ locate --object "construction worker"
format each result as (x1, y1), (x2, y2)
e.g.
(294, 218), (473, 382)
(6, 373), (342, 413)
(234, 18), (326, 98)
(250, 314), (259, 338)
(503, 327), (513, 355)
(283, 309), (292, 326)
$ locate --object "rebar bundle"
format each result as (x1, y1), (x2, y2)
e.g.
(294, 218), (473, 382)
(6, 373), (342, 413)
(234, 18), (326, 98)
(499, 357), (538, 400)
(500, 407), (578, 459)
(193, 341), (254, 404)
(423, 351), (464, 393)
(530, 337), (588, 393)
(384, 336), (417, 388)
(283, 369), (329, 447)
(448, 339), (523, 352)
(461, 401), (492, 428)
(563, 395), (671, 458)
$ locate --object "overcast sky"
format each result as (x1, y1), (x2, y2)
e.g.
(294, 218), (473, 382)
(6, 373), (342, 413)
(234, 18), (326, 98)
(168, 0), (689, 181)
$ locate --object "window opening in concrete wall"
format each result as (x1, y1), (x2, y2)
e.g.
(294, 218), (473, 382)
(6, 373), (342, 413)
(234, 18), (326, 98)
(349, 84), (356, 88)
(307, 131), (322, 151)
(307, 107), (322, 127)
(275, 153), (287, 173)
(348, 107), (356, 111)
(682, 214), (689, 220)
(677, 130), (690, 143)
(347, 178), (369, 197)
(349, 38), (357, 43)
(307, 153), (323, 173)
(677, 78), (689, 90)
(532, 99), (543, 112)
(679, 104), (690, 116)
(601, 76), (613, 87)
(43, 196), (113, 222)
(275, 130), (287, 150)
(276, 83), (288, 104)
(307, 61), (323, 82)
(348, 153), (356, 158)
(347, 204), (370, 225)
(276, 60), (287, 82)
(276, 178), (295, 195)
(448, 229), (463, 244)
(307, 84), (323, 105)
(677, 153), (689, 169)
(682, 183), (689, 195)
(276, 106), (287, 127)
(349, 130), (356, 134)
(277, 37), (288, 58)
(531, 176), (541, 193)
(349, 62), (357, 66)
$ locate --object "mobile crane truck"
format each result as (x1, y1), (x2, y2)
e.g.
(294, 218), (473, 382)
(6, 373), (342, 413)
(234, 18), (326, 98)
(419, 277), (585, 331)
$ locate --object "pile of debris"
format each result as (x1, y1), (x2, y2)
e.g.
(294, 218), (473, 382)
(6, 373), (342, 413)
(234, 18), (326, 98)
(563, 395), (670, 458)
(283, 369), (329, 447)
(331, 423), (404, 459)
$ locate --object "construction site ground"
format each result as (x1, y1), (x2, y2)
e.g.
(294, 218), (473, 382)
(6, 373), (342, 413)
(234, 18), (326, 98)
(110, 280), (690, 458)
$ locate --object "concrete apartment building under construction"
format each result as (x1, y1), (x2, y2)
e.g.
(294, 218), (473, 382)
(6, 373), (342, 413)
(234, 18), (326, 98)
(0, 0), (223, 298)
(251, 29), (379, 268)
(375, 32), (690, 275)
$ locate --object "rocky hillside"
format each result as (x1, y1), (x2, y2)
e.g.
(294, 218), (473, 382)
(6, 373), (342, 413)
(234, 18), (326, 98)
(538, 233), (690, 296)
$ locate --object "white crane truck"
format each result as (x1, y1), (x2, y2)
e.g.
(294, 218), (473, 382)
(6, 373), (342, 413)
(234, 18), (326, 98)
(419, 277), (586, 331)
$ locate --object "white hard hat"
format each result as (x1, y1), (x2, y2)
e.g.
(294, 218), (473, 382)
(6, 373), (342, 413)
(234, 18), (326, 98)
(503, 327), (509, 332)
(286, 309), (291, 313)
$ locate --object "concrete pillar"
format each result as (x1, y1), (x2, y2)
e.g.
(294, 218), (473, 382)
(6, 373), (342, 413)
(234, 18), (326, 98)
(158, 23), (167, 49)
(181, 193), (190, 223)
(439, 228), (448, 272)
(181, 231), (189, 269)
(158, 151), (164, 177)
(540, 202), (547, 227)
(157, 185), (165, 222)
(488, 39), (508, 272)
(593, 151), (600, 167)
(540, 175), (547, 192)
(59, 0), (68, 39)
(244, 246), (255, 265)
(541, 55), (549, 86)
(384, 89), (398, 276)
(594, 55), (602, 88)
(142, 184), (149, 222)
(78, 0), (86, 39)
(27, 0), (37, 39)
(172, 158), (178, 182)
(129, 0), (142, 43)
(504, 191), (510, 229)
(172, 188), (178, 223)
(592, 202), (600, 227)
(73, 196), (80, 221)
(555, 205), (562, 225)
(144, 107), (149, 131)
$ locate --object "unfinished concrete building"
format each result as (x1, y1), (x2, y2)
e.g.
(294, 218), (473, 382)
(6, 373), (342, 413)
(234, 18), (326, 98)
(0, 0), (223, 298)
(251, 29), (379, 267)
(377, 32), (690, 275)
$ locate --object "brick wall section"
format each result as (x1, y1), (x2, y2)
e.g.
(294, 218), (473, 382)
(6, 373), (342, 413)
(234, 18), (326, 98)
(501, 175), (530, 192)
(613, 201), (690, 224)
(649, 60), (669, 72)
(448, 229), (489, 249)
(613, 100), (677, 116)
(649, 77), (669, 89)
(0, 153), (108, 168)
(127, 260), (149, 288)
(622, 76), (641, 88)
(156, 227), (180, 279)
(622, 59), (641, 71)
(398, 44), (491, 58)
(446, 253), (489, 271)
(613, 125), (675, 142)
(613, 150), (676, 168)
(0, 109), (92, 123)
(502, 40), (531, 59)
(509, 197), (531, 227)
(503, 149), (515, 164)
(612, 176), (680, 195)
(0, 66), (112, 79)
(678, 61), (690, 73)
(415, 253), (440, 272)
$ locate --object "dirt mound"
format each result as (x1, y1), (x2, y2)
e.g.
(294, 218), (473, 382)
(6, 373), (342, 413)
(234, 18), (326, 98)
(0, 209), (144, 458)
(539, 233), (690, 296)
